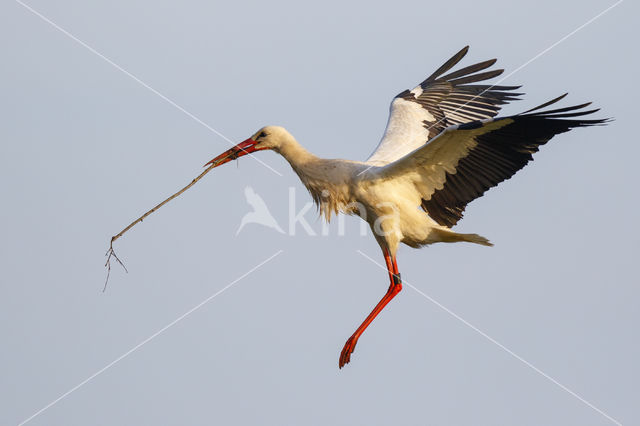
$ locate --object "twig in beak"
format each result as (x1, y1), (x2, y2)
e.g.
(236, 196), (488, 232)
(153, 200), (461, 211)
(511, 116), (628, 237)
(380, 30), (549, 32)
(104, 161), (219, 290)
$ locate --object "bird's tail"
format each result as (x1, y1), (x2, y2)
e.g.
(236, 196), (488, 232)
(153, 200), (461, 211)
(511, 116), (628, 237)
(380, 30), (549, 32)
(431, 228), (493, 246)
(460, 233), (493, 247)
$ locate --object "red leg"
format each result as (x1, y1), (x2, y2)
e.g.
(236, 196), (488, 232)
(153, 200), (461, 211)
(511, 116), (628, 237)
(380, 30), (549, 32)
(339, 248), (402, 368)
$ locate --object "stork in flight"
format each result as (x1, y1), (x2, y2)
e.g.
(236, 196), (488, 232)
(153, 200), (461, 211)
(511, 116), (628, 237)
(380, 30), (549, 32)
(204, 46), (608, 368)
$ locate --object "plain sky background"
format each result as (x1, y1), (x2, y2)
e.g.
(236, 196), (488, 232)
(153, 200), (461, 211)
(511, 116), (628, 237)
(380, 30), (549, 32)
(1, 0), (638, 425)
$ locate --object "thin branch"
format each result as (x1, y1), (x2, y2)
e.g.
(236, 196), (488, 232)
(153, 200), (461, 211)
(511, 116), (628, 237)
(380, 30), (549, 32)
(104, 162), (219, 290)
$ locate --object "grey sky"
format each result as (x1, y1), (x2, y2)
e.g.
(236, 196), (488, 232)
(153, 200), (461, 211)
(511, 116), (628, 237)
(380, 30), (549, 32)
(1, 0), (638, 425)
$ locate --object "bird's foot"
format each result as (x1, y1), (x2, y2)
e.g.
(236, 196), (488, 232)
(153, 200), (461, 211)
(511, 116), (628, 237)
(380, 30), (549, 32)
(339, 335), (359, 368)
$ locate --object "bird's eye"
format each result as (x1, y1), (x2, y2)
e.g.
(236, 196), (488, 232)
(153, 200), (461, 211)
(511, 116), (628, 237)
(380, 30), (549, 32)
(258, 131), (267, 139)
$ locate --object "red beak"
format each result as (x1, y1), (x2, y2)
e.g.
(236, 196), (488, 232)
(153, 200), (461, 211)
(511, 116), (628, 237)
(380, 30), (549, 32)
(203, 138), (262, 168)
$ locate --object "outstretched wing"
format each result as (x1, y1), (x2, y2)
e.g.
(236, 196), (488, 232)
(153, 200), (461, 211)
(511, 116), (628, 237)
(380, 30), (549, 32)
(367, 46), (522, 165)
(374, 95), (610, 227)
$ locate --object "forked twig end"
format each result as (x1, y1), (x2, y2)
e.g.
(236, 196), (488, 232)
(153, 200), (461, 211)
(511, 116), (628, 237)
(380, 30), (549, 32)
(104, 238), (128, 292)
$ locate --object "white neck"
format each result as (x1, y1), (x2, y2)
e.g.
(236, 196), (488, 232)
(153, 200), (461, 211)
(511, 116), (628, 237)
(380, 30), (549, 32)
(275, 135), (319, 170)
(274, 134), (359, 221)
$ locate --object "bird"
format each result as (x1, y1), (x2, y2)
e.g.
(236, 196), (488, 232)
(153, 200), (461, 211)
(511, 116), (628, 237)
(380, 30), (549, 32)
(236, 186), (285, 235)
(203, 46), (608, 368)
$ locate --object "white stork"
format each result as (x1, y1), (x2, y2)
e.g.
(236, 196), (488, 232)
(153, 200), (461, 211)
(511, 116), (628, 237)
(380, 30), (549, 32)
(204, 46), (608, 368)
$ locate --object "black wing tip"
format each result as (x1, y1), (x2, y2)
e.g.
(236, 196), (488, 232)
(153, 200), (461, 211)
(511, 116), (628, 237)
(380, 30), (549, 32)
(439, 61), (503, 85)
(520, 93), (568, 114)
(518, 95), (610, 125)
(424, 47), (519, 90)
(448, 69), (504, 86)
(470, 84), (523, 92)
(424, 46), (471, 83)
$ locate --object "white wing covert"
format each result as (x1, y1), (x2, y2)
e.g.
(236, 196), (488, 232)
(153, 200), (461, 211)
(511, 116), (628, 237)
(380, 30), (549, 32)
(367, 46), (522, 165)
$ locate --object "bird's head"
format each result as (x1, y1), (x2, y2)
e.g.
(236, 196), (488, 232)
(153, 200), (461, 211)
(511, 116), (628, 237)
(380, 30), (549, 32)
(204, 125), (292, 168)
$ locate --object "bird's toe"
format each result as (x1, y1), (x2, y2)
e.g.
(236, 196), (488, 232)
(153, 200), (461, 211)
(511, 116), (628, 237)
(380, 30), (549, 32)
(339, 336), (358, 368)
